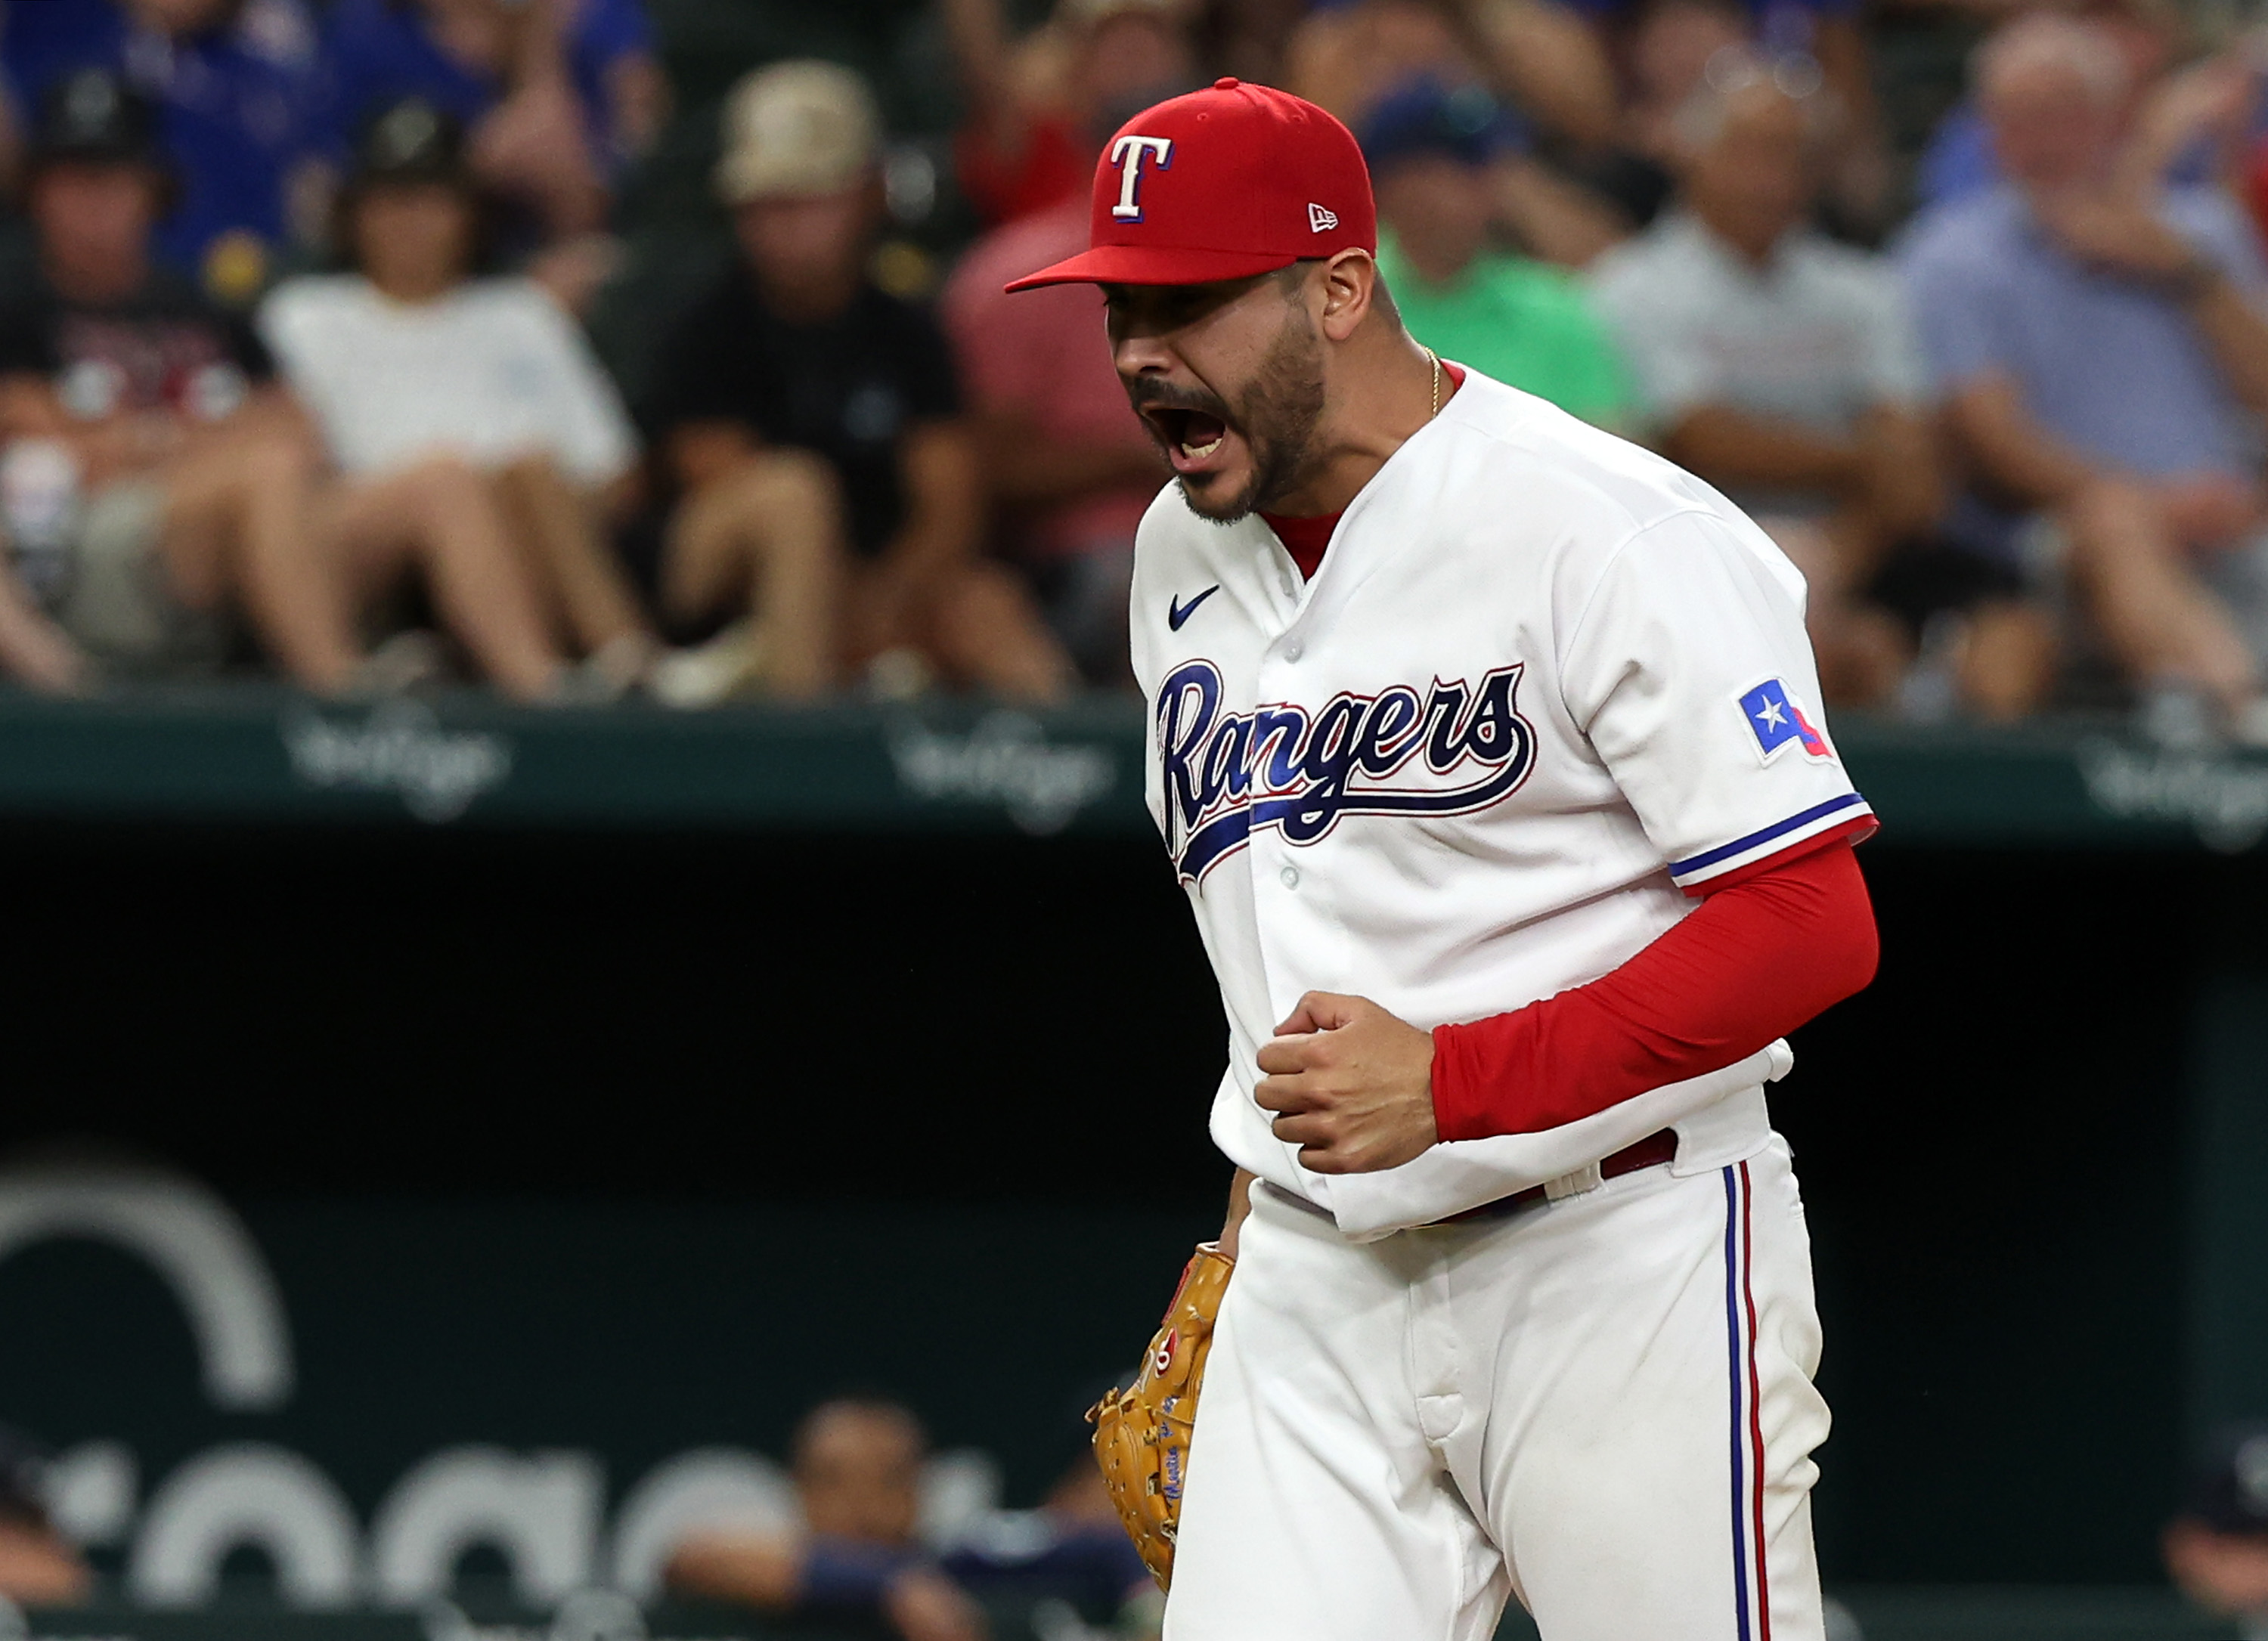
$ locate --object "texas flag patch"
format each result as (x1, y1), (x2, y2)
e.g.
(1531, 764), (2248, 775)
(1738, 679), (1832, 762)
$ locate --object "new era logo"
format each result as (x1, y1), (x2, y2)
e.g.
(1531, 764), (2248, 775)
(1308, 202), (1338, 233)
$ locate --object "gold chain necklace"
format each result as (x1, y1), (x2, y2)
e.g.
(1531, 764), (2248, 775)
(1426, 347), (1442, 419)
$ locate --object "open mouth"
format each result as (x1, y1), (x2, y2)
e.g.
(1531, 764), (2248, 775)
(1145, 406), (1232, 470)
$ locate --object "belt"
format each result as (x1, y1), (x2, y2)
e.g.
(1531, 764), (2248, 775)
(1436, 1128), (1680, 1226)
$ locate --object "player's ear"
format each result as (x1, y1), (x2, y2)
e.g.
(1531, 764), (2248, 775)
(1315, 249), (1376, 343)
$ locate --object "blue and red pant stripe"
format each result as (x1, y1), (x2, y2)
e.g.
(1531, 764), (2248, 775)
(1722, 1161), (1772, 1641)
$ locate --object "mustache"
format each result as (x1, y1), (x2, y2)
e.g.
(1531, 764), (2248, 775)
(1124, 378), (1235, 421)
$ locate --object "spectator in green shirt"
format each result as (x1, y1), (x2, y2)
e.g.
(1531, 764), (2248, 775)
(1362, 80), (1632, 430)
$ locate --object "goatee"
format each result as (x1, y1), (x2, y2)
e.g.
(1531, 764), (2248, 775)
(1188, 318), (1327, 524)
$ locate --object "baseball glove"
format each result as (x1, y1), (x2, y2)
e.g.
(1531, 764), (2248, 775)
(1088, 1241), (1235, 1591)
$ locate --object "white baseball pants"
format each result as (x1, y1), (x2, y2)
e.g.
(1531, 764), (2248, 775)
(1164, 1135), (1830, 1641)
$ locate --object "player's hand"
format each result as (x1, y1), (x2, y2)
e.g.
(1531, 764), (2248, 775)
(1254, 992), (1438, 1175)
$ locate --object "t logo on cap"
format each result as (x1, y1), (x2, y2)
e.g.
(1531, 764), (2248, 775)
(1109, 134), (1173, 221)
(1002, 80), (1377, 293)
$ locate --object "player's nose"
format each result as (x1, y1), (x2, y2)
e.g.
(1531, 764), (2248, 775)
(1111, 327), (1178, 384)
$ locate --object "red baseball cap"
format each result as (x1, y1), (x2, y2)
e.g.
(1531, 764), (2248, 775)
(1004, 79), (1376, 293)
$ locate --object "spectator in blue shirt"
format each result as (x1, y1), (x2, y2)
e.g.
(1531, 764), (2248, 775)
(1901, 14), (2268, 732)
(0, 0), (330, 306)
(561, 0), (667, 178)
(1913, 9), (2251, 214)
(324, 0), (664, 245)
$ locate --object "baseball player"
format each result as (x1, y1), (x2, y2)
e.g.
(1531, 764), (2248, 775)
(1008, 80), (1881, 1640)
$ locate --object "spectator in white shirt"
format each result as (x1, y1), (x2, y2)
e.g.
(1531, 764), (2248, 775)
(261, 98), (658, 695)
(0, 69), (559, 702)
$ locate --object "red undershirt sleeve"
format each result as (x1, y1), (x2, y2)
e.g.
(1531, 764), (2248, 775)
(1429, 838), (1879, 1144)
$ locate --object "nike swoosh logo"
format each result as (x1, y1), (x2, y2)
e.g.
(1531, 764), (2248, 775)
(1169, 586), (1222, 631)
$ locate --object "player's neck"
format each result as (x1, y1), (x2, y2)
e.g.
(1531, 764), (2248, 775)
(1263, 332), (1450, 519)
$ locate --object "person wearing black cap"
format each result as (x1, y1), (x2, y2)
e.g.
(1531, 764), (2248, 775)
(1362, 79), (1631, 431)
(2167, 1422), (2268, 1635)
(0, 68), (389, 695)
(0, 0), (330, 306)
(259, 97), (658, 698)
(324, 0), (654, 249)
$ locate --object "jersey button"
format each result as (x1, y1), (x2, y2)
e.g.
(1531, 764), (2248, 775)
(1284, 640), (1304, 662)
(1279, 866), (1300, 888)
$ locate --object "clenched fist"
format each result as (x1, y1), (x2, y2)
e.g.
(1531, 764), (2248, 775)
(1254, 992), (1438, 1174)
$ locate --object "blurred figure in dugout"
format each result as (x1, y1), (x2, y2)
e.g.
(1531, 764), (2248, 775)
(1900, 14), (2268, 741)
(640, 63), (1072, 705)
(936, 1387), (1157, 1638)
(259, 96), (658, 701)
(940, 0), (1197, 688)
(1588, 55), (2055, 717)
(668, 1393), (1157, 1641)
(2168, 1422), (2268, 1636)
(667, 1398), (989, 1641)
(0, 1426), (87, 1611)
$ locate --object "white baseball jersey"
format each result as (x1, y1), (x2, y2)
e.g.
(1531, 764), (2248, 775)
(1131, 367), (1873, 1236)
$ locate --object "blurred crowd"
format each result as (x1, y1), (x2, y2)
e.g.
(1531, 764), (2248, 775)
(664, 1394), (1161, 1641)
(7, 0), (2268, 729)
(13, 1401), (2268, 1635)
(0, 1397), (1163, 1639)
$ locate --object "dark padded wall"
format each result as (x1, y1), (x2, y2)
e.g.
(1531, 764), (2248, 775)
(0, 823), (2252, 1581)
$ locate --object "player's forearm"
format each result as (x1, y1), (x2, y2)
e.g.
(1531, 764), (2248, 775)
(1464, 0), (1619, 151)
(972, 411), (1161, 506)
(1944, 375), (2098, 511)
(1430, 841), (1878, 1143)
(209, 384), (309, 444)
(1492, 158), (1631, 272)
(940, 0), (1016, 126)
(1660, 406), (1864, 497)
(0, 565), (85, 693)
(1814, 20), (1885, 154)
(667, 422), (764, 494)
(663, 1534), (801, 1608)
(2186, 274), (2268, 420)
(1854, 405), (1947, 543)
(888, 423), (986, 577)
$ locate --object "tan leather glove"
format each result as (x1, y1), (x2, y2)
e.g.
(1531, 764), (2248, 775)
(1087, 1242), (1235, 1591)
